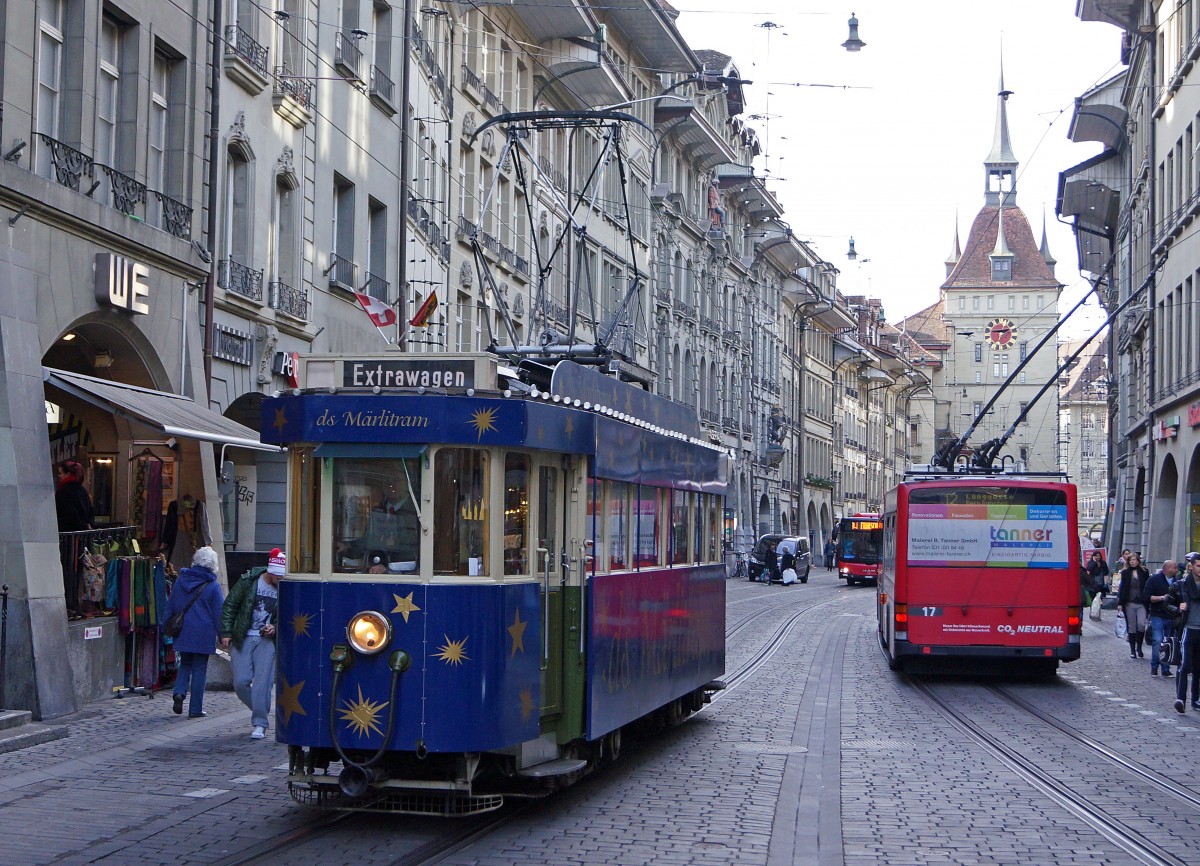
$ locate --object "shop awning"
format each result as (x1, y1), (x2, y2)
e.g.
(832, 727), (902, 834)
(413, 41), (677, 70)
(44, 367), (282, 452)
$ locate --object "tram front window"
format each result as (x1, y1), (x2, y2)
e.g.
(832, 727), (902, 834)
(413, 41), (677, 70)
(331, 457), (422, 574)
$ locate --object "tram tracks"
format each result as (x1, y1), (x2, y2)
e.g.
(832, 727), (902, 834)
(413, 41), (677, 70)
(908, 675), (1197, 866)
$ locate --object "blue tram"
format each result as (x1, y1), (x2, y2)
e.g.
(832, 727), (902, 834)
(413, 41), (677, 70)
(260, 353), (728, 814)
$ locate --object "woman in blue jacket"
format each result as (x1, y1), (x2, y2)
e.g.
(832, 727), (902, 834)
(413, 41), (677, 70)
(164, 546), (225, 717)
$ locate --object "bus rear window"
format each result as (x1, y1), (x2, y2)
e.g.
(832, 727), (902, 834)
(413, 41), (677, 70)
(906, 486), (1070, 569)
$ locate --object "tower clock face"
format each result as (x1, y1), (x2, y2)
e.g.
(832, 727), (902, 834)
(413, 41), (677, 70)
(986, 318), (1018, 350)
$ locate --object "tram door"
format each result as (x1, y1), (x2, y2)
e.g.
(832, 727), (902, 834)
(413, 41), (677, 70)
(534, 460), (566, 720)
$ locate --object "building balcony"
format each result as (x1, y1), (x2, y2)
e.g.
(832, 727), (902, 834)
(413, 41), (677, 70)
(270, 280), (309, 320)
(219, 257), (264, 303)
(327, 252), (357, 293)
(224, 25), (270, 94)
(369, 65), (397, 115)
(362, 271), (389, 304)
(273, 66), (314, 128)
(335, 30), (365, 82)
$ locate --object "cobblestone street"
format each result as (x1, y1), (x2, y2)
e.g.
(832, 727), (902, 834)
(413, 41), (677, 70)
(2, 577), (1199, 865)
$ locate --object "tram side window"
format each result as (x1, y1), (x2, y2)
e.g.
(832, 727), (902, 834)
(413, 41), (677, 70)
(331, 456), (422, 574)
(537, 466), (561, 576)
(694, 492), (705, 563)
(586, 477), (601, 572)
(670, 489), (689, 565)
(706, 495), (721, 563)
(433, 448), (488, 576)
(608, 481), (629, 571)
(503, 453), (530, 575)
(635, 486), (662, 568)
(290, 447), (320, 574)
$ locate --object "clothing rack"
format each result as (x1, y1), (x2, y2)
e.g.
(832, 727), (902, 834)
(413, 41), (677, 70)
(58, 526), (139, 615)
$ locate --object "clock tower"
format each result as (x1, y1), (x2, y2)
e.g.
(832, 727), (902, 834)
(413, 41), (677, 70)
(902, 62), (1065, 472)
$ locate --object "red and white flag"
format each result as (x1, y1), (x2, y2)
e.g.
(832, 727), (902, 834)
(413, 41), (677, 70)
(354, 292), (397, 328)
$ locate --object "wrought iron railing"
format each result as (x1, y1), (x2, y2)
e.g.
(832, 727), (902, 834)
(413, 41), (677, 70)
(38, 133), (93, 191)
(537, 155), (568, 193)
(461, 63), (482, 92)
(543, 299), (571, 324)
(413, 20), (452, 109)
(370, 65), (395, 106)
(153, 191), (192, 239)
(225, 25), (269, 77)
(270, 280), (309, 319)
(327, 252), (357, 289)
(219, 257), (264, 302)
(335, 30), (364, 80)
(700, 409), (719, 424)
(362, 271), (389, 302)
(98, 165), (146, 217)
(274, 65), (313, 108)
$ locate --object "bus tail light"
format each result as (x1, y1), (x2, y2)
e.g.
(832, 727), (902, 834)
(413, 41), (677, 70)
(1067, 611), (1082, 635)
(894, 604), (908, 625)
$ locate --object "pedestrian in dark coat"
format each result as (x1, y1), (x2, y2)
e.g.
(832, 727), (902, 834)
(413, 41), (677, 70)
(164, 546), (225, 718)
(55, 460), (93, 532)
(824, 540), (836, 570)
(1143, 560), (1178, 678)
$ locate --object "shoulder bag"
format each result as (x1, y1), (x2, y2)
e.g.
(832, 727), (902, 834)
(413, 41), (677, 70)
(164, 585), (206, 638)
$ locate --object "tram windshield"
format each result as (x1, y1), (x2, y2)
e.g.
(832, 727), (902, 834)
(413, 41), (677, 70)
(332, 456), (422, 574)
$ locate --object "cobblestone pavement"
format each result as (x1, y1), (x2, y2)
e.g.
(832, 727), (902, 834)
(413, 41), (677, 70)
(2, 576), (1199, 865)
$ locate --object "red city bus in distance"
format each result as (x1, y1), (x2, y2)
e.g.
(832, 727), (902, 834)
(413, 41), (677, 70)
(877, 473), (1080, 675)
(836, 513), (883, 585)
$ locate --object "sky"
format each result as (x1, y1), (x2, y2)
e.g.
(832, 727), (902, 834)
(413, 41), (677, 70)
(672, 1), (1125, 337)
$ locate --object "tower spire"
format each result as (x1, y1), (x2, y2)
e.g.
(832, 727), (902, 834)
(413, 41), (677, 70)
(984, 55), (1017, 207)
(1040, 208), (1057, 270)
(945, 212), (961, 278)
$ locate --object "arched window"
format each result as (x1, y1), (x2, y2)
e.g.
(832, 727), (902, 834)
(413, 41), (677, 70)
(225, 140), (254, 266)
(272, 167), (300, 307)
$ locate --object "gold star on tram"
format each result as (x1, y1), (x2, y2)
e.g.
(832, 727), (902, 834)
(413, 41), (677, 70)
(290, 612), (312, 638)
(434, 635), (470, 666)
(518, 686), (535, 721)
(468, 407), (498, 440)
(338, 685), (387, 738)
(277, 675), (307, 727)
(563, 414), (574, 436)
(272, 406), (288, 434)
(391, 592), (420, 623)
(507, 609), (528, 657)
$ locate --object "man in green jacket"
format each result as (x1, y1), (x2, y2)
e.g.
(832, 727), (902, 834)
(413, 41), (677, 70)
(220, 549), (284, 739)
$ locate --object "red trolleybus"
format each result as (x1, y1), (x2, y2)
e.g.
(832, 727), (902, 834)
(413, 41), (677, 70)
(877, 472), (1080, 675)
(836, 513), (883, 585)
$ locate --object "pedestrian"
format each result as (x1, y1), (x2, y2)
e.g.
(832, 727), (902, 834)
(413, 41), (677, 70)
(1169, 553), (1200, 713)
(165, 546), (225, 718)
(1117, 548), (1132, 572)
(221, 548), (284, 739)
(1117, 552), (1150, 659)
(54, 459), (93, 532)
(824, 539), (836, 571)
(779, 543), (796, 585)
(763, 543), (778, 584)
(1086, 551), (1110, 620)
(1144, 559), (1179, 678)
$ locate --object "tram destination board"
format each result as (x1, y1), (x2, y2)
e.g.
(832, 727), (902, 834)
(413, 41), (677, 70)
(342, 358), (476, 389)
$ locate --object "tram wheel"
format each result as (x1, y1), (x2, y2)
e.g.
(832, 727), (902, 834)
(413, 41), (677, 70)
(664, 698), (687, 727)
(605, 728), (622, 762)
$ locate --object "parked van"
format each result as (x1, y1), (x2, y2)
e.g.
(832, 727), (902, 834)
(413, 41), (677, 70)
(749, 534), (812, 584)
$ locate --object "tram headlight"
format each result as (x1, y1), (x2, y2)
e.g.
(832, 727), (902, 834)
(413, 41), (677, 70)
(346, 611), (392, 655)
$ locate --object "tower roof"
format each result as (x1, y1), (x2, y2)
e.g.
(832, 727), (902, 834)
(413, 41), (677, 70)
(943, 205), (1062, 290)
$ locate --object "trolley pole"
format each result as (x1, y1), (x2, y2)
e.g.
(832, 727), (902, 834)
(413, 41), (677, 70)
(1, 584), (9, 708)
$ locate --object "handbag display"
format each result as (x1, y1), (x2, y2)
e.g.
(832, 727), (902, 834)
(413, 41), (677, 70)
(163, 585), (205, 638)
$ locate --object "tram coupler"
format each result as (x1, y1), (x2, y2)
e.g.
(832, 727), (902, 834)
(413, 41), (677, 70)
(702, 680), (726, 702)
